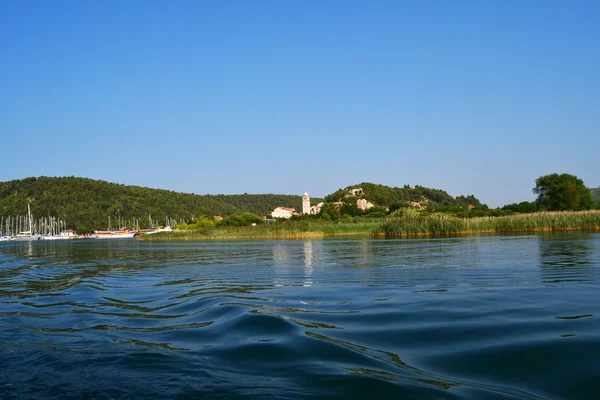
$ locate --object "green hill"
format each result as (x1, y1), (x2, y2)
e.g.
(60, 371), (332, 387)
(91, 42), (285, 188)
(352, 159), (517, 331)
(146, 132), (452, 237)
(0, 177), (320, 232)
(325, 182), (484, 209)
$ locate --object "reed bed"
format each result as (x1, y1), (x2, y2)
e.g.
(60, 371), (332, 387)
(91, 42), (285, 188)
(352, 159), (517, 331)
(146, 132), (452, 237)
(382, 211), (600, 237)
(140, 220), (384, 240)
(140, 211), (600, 240)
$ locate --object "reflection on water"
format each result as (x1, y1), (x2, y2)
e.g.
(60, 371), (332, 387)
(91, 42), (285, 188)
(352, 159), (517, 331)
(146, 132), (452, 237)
(304, 240), (313, 287)
(0, 233), (599, 399)
(538, 233), (595, 283)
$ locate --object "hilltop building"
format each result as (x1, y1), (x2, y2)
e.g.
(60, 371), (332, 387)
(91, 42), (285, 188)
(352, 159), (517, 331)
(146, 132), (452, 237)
(302, 192), (311, 215)
(348, 188), (364, 197)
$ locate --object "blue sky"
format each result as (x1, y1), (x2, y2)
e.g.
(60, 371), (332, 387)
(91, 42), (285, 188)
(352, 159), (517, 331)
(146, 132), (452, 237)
(1, 0), (598, 207)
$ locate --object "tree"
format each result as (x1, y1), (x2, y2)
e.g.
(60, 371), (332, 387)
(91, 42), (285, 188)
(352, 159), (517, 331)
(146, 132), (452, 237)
(502, 201), (539, 214)
(533, 173), (594, 211)
(339, 197), (361, 216)
(221, 212), (264, 226)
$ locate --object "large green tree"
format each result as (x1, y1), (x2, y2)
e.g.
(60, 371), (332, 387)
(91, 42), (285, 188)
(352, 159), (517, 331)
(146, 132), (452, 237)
(533, 173), (594, 211)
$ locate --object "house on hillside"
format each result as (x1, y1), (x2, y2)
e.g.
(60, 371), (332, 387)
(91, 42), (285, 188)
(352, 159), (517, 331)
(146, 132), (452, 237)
(410, 202), (425, 211)
(332, 201), (344, 211)
(310, 202), (325, 215)
(356, 199), (375, 211)
(347, 188), (364, 197)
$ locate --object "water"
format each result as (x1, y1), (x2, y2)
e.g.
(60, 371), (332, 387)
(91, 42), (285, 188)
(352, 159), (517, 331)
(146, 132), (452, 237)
(1, 233), (599, 399)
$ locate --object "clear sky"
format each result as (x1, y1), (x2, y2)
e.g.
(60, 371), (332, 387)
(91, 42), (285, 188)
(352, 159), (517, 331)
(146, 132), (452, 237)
(1, 0), (598, 207)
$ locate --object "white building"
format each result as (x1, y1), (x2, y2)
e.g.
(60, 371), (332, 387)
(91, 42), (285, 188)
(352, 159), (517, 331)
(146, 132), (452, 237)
(302, 192), (311, 215)
(310, 202), (324, 215)
(348, 188), (364, 196)
(357, 199), (375, 211)
(271, 207), (296, 219)
(60, 230), (76, 238)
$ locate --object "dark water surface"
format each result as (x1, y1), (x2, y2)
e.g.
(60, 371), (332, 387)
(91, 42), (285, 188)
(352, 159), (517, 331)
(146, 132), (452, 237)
(1, 233), (599, 399)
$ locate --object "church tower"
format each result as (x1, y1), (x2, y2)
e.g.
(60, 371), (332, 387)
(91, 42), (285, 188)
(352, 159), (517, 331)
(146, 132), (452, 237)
(302, 192), (311, 215)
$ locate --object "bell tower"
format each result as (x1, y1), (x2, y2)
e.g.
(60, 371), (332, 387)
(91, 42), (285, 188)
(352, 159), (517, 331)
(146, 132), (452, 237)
(302, 192), (311, 215)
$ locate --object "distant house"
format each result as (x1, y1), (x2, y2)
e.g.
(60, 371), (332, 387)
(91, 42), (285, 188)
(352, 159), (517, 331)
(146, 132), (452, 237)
(356, 199), (374, 211)
(271, 207), (297, 219)
(310, 202), (325, 215)
(214, 216), (224, 221)
(410, 202), (425, 211)
(331, 201), (344, 211)
(467, 204), (475, 211)
(346, 188), (364, 197)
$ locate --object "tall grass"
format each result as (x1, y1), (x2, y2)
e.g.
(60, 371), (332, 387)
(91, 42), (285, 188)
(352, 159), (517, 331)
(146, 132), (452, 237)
(140, 220), (384, 240)
(381, 211), (600, 237)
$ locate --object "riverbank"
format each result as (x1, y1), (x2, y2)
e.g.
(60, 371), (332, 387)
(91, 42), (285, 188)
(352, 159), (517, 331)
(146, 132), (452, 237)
(139, 221), (383, 240)
(138, 211), (600, 240)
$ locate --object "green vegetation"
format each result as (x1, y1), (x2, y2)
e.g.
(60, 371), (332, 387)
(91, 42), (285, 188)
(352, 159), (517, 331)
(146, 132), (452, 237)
(149, 173), (600, 240)
(0, 177), (319, 232)
(143, 211), (600, 240)
(325, 182), (484, 208)
(533, 173), (594, 211)
(141, 220), (384, 240)
(2, 174), (597, 236)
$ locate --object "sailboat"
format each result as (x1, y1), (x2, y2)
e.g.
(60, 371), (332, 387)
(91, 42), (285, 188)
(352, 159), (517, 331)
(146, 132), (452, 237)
(143, 215), (173, 235)
(14, 205), (41, 241)
(40, 217), (71, 240)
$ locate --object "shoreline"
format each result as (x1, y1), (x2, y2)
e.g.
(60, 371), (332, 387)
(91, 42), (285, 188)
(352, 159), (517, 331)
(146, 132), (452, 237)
(139, 226), (600, 241)
(138, 211), (600, 241)
(139, 230), (378, 241)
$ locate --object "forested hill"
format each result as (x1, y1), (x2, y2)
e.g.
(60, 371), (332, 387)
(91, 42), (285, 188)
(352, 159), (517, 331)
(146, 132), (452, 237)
(592, 188), (600, 206)
(0, 177), (320, 232)
(325, 182), (485, 208)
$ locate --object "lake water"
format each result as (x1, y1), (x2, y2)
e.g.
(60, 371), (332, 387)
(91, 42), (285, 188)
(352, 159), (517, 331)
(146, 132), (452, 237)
(1, 233), (599, 399)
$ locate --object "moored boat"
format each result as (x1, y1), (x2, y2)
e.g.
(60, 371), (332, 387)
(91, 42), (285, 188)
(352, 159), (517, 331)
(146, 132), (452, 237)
(14, 230), (41, 241)
(91, 227), (136, 239)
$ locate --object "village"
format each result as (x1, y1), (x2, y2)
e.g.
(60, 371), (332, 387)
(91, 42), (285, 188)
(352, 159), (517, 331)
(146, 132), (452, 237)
(269, 188), (377, 219)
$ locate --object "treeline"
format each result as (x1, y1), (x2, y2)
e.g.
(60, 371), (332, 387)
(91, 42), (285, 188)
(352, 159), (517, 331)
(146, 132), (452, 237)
(0, 177), (320, 232)
(592, 188), (600, 206)
(325, 182), (484, 208)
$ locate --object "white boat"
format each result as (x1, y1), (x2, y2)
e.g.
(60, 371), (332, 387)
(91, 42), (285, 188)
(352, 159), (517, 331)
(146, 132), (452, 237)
(41, 235), (70, 241)
(14, 230), (41, 241)
(92, 228), (136, 239)
(0, 235), (13, 242)
(144, 226), (173, 235)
